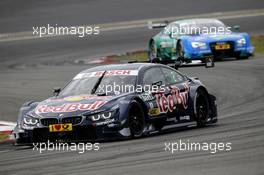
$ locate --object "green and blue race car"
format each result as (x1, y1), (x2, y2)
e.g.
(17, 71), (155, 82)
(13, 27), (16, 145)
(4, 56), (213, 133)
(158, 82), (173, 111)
(148, 18), (254, 63)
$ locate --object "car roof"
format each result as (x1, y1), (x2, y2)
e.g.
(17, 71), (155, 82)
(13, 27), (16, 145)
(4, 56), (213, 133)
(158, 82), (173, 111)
(80, 63), (157, 73)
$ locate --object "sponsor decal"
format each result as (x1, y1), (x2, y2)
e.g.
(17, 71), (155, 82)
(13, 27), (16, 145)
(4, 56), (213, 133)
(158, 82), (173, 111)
(148, 102), (154, 109)
(64, 96), (86, 102)
(209, 35), (227, 40)
(73, 70), (138, 80)
(179, 115), (190, 120)
(166, 117), (177, 122)
(155, 84), (189, 113)
(148, 108), (160, 116)
(36, 101), (106, 114)
(49, 123), (73, 132)
(139, 93), (155, 102)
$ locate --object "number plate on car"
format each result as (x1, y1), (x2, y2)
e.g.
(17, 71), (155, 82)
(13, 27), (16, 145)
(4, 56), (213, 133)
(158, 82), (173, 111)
(215, 44), (230, 50)
(49, 123), (72, 132)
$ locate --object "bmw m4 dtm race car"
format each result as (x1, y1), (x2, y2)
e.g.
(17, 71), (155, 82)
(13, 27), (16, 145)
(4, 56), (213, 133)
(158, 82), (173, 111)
(13, 63), (217, 144)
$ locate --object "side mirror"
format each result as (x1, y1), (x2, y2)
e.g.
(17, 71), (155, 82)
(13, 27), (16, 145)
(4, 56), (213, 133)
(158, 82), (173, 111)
(152, 81), (162, 87)
(232, 25), (240, 32)
(53, 87), (61, 96)
(174, 61), (182, 70)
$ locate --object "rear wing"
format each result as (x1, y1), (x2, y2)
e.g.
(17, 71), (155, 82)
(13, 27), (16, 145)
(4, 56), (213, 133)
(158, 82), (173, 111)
(147, 21), (169, 29)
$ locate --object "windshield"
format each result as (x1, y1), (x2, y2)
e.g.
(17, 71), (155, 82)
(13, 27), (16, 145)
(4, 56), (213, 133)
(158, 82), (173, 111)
(59, 70), (138, 97)
(165, 20), (228, 36)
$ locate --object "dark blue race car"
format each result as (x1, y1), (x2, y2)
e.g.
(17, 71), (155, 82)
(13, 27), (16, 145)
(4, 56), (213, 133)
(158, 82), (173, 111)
(13, 63), (217, 144)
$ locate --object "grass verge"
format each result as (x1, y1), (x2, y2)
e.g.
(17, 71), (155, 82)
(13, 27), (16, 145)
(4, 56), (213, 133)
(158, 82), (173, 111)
(251, 35), (264, 55)
(0, 132), (11, 142)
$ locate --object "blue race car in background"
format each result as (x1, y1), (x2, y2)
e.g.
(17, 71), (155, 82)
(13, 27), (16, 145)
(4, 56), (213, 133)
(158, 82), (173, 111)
(148, 18), (254, 63)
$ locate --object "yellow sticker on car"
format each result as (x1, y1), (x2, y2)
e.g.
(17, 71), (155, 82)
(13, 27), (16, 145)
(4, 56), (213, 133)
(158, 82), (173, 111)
(148, 108), (160, 116)
(215, 44), (230, 50)
(64, 96), (84, 102)
(49, 123), (72, 132)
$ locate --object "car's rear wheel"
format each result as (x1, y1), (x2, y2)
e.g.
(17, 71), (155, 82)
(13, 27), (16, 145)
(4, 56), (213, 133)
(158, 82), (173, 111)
(195, 89), (209, 127)
(128, 100), (145, 138)
(176, 41), (184, 59)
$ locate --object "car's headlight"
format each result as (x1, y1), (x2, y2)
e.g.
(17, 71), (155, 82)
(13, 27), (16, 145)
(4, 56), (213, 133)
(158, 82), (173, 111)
(191, 42), (206, 48)
(89, 109), (117, 122)
(23, 115), (39, 125)
(237, 38), (246, 46)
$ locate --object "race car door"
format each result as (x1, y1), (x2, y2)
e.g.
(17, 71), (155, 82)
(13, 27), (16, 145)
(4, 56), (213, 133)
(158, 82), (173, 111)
(160, 67), (191, 122)
(141, 67), (168, 118)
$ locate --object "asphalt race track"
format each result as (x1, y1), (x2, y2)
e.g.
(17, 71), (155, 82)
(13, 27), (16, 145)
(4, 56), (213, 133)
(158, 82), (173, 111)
(0, 0), (263, 33)
(0, 0), (264, 174)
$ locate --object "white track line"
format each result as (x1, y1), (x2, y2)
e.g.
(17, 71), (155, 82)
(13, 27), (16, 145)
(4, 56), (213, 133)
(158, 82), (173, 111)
(0, 121), (16, 126)
(0, 8), (264, 42)
(0, 126), (14, 132)
(0, 121), (16, 132)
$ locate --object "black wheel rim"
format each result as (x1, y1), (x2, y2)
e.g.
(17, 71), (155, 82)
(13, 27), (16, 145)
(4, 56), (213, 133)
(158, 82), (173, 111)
(129, 114), (144, 136)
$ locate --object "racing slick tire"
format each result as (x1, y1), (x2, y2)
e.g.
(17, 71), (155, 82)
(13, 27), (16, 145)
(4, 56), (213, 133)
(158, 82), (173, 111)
(194, 89), (210, 127)
(128, 100), (145, 138)
(149, 40), (160, 63)
(176, 40), (185, 60)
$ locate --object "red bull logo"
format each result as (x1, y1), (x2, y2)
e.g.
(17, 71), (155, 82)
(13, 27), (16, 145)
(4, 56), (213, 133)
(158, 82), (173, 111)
(155, 85), (189, 113)
(36, 101), (106, 114)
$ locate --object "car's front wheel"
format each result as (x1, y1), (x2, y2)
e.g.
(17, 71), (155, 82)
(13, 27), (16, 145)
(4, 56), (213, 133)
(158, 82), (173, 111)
(149, 41), (159, 63)
(128, 100), (145, 138)
(195, 89), (209, 127)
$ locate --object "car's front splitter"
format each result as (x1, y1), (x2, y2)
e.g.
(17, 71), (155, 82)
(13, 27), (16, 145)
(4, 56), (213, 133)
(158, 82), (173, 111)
(13, 123), (131, 145)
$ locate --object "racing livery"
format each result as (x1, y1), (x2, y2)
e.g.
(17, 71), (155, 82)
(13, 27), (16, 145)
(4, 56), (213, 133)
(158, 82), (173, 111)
(148, 18), (254, 63)
(13, 63), (217, 144)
